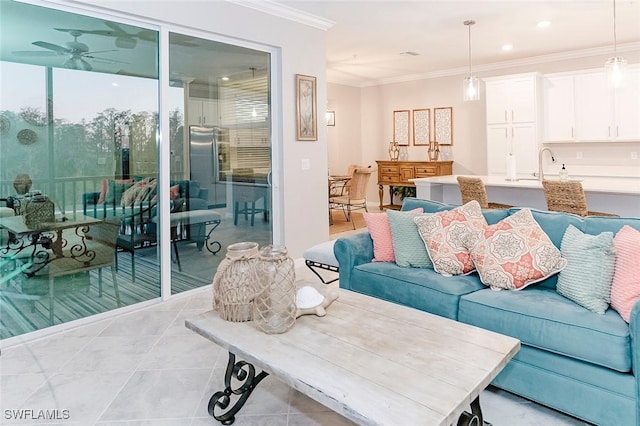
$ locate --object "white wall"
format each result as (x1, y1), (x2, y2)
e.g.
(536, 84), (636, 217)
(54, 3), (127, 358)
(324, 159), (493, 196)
(76, 0), (331, 256)
(329, 51), (640, 206)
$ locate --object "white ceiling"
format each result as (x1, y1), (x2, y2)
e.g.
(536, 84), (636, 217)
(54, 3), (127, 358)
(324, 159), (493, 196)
(277, 0), (640, 87)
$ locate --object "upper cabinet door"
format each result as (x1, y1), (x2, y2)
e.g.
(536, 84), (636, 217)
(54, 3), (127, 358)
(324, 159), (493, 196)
(485, 81), (510, 124)
(509, 78), (536, 123)
(574, 72), (611, 141)
(614, 68), (640, 141)
(544, 75), (575, 142)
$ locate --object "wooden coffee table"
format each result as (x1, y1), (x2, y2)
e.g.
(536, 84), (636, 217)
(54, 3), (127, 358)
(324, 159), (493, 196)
(186, 289), (520, 425)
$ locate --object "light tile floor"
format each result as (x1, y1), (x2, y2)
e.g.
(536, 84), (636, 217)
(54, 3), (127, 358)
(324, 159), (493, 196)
(1, 263), (590, 426)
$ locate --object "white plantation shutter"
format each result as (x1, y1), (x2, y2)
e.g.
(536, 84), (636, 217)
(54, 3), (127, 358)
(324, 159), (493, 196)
(219, 74), (270, 171)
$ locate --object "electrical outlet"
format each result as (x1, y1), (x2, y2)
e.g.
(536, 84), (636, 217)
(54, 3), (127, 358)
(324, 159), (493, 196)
(576, 151), (583, 160)
(631, 152), (639, 160)
(301, 158), (310, 170)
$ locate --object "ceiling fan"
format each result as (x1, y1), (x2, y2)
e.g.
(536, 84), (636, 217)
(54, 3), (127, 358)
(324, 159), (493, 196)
(54, 22), (197, 49)
(12, 30), (120, 71)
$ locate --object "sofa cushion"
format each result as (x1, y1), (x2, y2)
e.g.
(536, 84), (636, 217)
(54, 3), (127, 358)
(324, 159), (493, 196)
(610, 225), (640, 322)
(556, 225), (615, 314)
(414, 200), (487, 276)
(350, 262), (484, 320)
(459, 287), (631, 372)
(469, 208), (566, 291)
(387, 209), (432, 268)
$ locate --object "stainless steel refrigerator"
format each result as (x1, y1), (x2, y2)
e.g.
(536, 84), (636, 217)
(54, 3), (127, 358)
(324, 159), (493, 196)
(189, 125), (230, 208)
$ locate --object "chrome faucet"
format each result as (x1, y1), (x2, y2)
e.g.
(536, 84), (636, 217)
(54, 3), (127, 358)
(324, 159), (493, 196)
(538, 147), (557, 181)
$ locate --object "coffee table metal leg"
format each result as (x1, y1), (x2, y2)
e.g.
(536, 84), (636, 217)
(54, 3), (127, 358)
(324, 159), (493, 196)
(208, 352), (269, 425)
(457, 396), (492, 426)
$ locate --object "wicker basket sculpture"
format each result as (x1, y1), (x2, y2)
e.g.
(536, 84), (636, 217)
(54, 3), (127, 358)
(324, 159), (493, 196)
(212, 242), (260, 322)
(253, 245), (297, 334)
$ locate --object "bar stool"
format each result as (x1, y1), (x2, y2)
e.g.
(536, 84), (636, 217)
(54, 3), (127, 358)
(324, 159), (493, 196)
(457, 176), (513, 209)
(541, 180), (619, 217)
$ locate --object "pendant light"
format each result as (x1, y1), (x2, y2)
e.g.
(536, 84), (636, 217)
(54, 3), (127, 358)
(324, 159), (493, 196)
(605, 0), (627, 88)
(463, 20), (480, 101)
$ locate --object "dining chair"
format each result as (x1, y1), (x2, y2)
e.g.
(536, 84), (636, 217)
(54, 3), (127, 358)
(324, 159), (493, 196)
(541, 180), (619, 217)
(329, 167), (375, 229)
(457, 176), (513, 209)
(34, 217), (122, 325)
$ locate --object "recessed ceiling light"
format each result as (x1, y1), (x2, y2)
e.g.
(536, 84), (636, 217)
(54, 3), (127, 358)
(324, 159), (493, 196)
(221, 76), (229, 81)
(537, 20), (551, 28)
(112, 82), (119, 87)
(502, 44), (513, 51)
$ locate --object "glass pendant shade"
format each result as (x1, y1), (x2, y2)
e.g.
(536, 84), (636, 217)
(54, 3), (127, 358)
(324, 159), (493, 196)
(463, 76), (480, 101)
(605, 56), (627, 88)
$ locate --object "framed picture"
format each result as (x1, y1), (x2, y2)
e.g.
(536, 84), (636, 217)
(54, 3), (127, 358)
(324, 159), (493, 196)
(326, 111), (335, 126)
(393, 110), (410, 146)
(434, 107), (453, 145)
(296, 74), (317, 141)
(412, 109), (430, 146)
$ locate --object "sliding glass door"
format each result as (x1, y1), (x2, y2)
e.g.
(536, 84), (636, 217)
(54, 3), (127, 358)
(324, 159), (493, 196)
(167, 33), (272, 294)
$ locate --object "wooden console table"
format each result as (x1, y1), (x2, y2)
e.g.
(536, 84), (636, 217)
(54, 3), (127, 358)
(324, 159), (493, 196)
(376, 160), (453, 210)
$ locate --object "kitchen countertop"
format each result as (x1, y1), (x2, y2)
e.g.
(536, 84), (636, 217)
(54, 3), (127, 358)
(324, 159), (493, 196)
(412, 175), (640, 195)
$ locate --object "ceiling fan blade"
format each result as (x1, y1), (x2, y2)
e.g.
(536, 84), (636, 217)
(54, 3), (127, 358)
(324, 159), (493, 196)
(12, 50), (60, 57)
(54, 27), (115, 36)
(79, 58), (93, 71)
(84, 49), (118, 55)
(32, 41), (69, 54)
(103, 21), (128, 35)
(87, 55), (129, 65)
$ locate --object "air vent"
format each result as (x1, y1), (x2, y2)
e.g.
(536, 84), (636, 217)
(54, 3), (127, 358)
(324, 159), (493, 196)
(400, 51), (420, 56)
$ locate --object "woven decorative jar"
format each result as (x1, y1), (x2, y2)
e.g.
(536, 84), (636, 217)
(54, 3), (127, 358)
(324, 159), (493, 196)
(253, 245), (297, 334)
(212, 242), (260, 322)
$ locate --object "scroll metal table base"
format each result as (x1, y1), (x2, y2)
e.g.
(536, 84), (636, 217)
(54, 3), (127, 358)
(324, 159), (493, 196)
(457, 396), (492, 426)
(208, 352), (269, 425)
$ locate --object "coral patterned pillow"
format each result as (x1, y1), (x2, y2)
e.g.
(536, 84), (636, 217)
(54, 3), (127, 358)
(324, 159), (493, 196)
(414, 200), (487, 276)
(364, 208), (423, 262)
(469, 208), (566, 291)
(610, 226), (640, 322)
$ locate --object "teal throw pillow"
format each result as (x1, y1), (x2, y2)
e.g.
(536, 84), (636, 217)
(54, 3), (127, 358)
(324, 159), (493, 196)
(387, 209), (432, 268)
(556, 225), (616, 314)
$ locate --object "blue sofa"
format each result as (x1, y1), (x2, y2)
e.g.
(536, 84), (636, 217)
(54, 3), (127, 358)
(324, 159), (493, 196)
(334, 197), (640, 426)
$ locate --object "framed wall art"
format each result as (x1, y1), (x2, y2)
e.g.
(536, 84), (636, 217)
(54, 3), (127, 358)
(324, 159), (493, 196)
(393, 110), (410, 146)
(296, 74), (318, 141)
(326, 111), (335, 126)
(412, 108), (430, 146)
(434, 107), (453, 145)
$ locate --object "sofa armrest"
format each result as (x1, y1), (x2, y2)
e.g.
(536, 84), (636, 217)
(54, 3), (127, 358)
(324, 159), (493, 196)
(333, 232), (374, 291)
(628, 299), (640, 421)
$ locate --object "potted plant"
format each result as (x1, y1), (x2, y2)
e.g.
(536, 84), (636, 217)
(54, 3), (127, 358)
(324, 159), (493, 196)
(392, 186), (416, 205)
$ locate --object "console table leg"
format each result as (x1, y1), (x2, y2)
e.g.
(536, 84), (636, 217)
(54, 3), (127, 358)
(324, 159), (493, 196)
(457, 396), (491, 426)
(207, 352), (269, 425)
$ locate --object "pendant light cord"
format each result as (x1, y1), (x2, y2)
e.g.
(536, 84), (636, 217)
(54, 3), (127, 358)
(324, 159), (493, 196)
(612, 0), (618, 56)
(464, 20), (475, 77)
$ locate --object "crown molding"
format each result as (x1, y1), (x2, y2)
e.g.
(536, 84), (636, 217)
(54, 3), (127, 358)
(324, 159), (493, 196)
(225, 0), (334, 31)
(337, 41), (640, 88)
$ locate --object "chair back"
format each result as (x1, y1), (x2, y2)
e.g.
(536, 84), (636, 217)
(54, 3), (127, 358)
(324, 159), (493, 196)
(348, 168), (374, 201)
(541, 180), (588, 216)
(457, 176), (489, 208)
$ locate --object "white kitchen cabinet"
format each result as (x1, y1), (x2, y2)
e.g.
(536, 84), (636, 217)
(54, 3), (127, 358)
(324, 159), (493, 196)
(485, 73), (540, 176)
(486, 74), (537, 124)
(543, 75), (575, 141)
(543, 67), (640, 142)
(188, 99), (218, 126)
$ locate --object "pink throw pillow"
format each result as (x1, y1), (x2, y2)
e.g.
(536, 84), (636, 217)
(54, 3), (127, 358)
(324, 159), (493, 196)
(97, 179), (109, 205)
(610, 226), (640, 322)
(169, 184), (181, 200)
(364, 208), (423, 262)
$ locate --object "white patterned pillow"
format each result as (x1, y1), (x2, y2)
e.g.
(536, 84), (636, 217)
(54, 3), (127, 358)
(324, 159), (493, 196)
(414, 200), (487, 276)
(469, 208), (566, 290)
